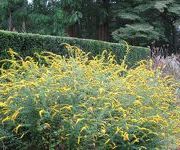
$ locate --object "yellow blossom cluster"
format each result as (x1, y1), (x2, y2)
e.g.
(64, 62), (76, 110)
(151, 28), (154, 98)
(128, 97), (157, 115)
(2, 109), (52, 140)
(0, 46), (179, 149)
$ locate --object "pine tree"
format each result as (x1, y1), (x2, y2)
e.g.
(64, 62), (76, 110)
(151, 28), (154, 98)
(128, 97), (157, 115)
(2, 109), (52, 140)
(0, 0), (28, 31)
(112, 0), (180, 46)
(27, 0), (83, 36)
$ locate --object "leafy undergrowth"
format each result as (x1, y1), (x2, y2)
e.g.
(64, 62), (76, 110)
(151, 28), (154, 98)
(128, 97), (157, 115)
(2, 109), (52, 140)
(0, 46), (179, 150)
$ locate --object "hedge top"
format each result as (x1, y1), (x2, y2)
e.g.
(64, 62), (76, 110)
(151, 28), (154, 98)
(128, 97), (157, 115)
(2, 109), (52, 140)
(0, 30), (149, 66)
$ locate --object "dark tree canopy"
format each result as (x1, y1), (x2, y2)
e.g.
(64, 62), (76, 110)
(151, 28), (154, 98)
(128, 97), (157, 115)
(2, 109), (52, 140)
(0, 0), (180, 50)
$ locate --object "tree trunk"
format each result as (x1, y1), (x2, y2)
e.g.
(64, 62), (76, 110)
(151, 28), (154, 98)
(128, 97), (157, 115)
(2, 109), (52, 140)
(22, 20), (26, 32)
(67, 22), (80, 37)
(8, 9), (13, 31)
(98, 22), (109, 41)
(97, 0), (109, 41)
(161, 11), (175, 54)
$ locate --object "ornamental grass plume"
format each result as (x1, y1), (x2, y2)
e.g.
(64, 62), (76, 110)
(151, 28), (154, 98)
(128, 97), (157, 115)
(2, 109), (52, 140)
(0, 45), (179, 149)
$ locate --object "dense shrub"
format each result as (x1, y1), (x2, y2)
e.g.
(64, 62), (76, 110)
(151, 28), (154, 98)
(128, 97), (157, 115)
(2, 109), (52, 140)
(0, 30), (149, 66)
(0, 47), (179, 150)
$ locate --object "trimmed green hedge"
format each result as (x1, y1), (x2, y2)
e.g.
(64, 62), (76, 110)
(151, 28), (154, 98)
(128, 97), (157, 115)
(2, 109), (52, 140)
(0, 30), (149, 66)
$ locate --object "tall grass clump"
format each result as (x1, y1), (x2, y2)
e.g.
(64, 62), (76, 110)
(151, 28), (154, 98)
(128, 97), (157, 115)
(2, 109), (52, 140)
(0, 46), (179, 150)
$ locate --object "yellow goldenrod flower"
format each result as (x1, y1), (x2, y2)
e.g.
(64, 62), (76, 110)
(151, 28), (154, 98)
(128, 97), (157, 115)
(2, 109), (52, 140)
(123, 132), (129, 141)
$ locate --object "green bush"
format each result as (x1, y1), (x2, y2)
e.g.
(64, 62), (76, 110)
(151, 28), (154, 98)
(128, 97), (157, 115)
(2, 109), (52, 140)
(0, 47), (179, 150)
(0, 30), (149, 66)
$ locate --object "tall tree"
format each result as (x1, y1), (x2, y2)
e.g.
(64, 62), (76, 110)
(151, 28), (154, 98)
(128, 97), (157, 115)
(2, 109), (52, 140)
(112, 0), (180, 47)
(0, 0), (28, 31)
(27, 0), (82, 36)
(60, 0), (83, 37)
(0, 0), (180, 50)
(76, 0), (113, 40)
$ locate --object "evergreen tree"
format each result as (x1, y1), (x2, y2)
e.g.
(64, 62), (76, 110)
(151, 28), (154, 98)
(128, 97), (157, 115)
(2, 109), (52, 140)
(0, 0), (180, 48)
(0, 0), (28, 31)
(27, 0), (82, 36)
(112, 0), (180, 46)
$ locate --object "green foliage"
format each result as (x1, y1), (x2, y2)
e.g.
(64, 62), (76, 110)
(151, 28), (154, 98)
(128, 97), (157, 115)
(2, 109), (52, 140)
(0, 48), (179, 149)
(0, 30), (149, 66)
(1, 0), (179, 47)
(0, 0), (83, 35)
(0, 0), (28, 31)
(112, 23), (161, 46)
(112, 0), (180, 46)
